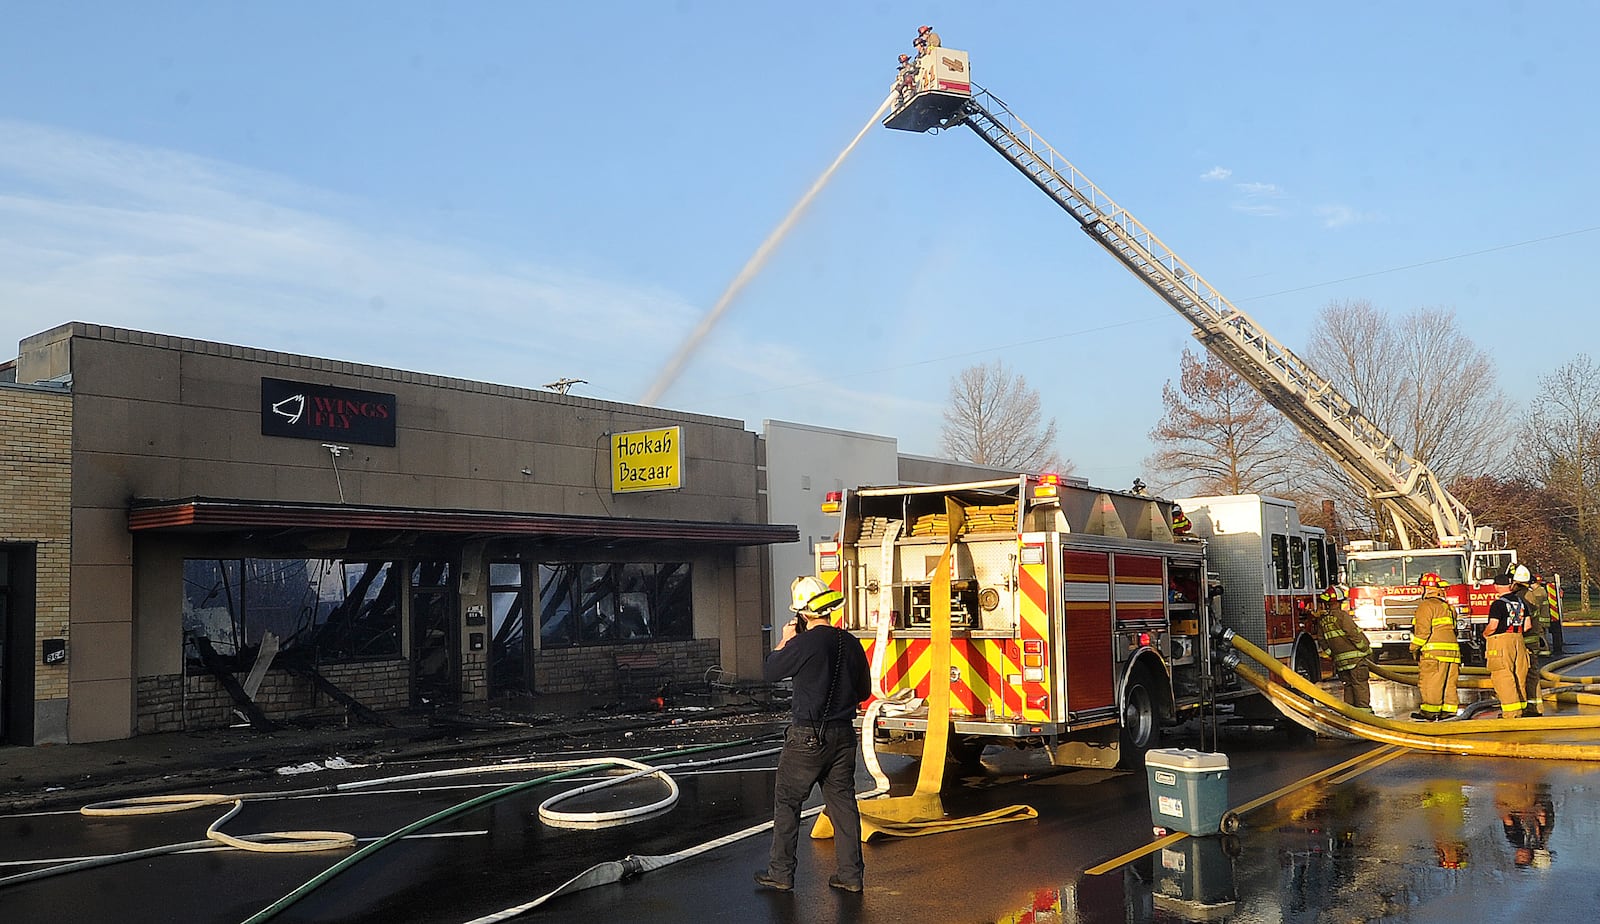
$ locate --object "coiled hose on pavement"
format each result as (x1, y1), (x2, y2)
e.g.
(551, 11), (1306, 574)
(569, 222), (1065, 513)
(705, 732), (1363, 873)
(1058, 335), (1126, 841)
(0, 738), (776, 902)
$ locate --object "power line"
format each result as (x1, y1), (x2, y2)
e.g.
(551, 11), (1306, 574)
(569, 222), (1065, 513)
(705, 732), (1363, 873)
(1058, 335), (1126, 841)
(701, 224), (1600, 405)
(1243, 225), (1600, 302)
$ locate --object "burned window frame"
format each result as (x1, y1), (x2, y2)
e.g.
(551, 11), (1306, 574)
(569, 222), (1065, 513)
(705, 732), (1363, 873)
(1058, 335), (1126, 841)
(535, 561), (694, 649)
(182, 557), (403, 671)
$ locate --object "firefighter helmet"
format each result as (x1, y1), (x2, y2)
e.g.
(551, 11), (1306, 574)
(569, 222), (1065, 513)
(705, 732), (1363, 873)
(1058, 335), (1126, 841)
(1419, 572), (1445, 589)
(1512, 564), (1532, 584)
(789, 575), (843, 615)
(919, 24), (932, 33)
(1319, 585), (1346, 603)
(899, 53), (909, 62)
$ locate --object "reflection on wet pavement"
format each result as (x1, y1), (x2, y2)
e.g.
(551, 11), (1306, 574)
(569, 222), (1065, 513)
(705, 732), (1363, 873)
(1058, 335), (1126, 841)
(996, 707), (1597, 922)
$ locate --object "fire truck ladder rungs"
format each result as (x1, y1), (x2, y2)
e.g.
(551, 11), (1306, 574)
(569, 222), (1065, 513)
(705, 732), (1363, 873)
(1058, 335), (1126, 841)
(953, 87), (1475, 549)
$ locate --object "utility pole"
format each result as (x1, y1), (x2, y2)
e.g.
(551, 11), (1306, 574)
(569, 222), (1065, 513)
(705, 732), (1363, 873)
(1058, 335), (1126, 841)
(544, 378), (586, 396)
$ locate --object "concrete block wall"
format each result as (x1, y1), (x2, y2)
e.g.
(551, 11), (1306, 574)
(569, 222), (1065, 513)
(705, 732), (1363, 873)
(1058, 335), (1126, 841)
(0, 384), (73, 744)
(136, 661), (411, 732)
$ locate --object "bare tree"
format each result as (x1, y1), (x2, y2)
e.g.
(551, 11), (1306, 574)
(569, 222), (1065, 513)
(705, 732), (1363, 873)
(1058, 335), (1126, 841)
(1520, 354), (1600, 610)
(939, 360), (1066, 472)
(1296, 299), (1510, 537)
(1144, 348), (1291, 495)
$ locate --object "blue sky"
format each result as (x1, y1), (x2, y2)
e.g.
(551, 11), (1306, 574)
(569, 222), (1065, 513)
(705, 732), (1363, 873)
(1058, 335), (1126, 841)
(3, 3), (1596, 488)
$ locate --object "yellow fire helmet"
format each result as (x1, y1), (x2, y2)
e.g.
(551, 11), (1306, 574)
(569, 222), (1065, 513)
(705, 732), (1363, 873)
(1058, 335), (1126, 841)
(789, 575), (843, 615)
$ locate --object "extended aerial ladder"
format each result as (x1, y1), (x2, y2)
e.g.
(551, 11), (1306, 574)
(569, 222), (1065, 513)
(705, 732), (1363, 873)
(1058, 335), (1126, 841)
(885, 57), (1486, 553)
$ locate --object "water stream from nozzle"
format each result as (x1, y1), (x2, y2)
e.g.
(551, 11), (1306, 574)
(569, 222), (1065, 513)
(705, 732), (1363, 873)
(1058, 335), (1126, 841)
(639, 90), (897, 406)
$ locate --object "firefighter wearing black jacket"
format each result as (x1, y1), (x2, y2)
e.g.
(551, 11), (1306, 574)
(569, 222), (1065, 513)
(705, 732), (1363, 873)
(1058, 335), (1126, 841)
(1484, 565), (1533, 719)
(755, 576), (872, 894)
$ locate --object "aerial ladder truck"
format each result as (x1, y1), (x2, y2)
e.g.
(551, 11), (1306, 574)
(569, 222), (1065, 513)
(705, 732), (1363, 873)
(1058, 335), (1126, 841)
(885, 47), (1529, 663)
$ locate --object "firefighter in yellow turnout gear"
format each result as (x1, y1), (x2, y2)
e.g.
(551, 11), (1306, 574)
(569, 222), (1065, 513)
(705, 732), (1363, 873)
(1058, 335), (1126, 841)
(1484, 564), (1534, 719)
(1522, 573), (1553, 716)
(1409, 572), (1460, 720)
(1315, 585), (1372, 710)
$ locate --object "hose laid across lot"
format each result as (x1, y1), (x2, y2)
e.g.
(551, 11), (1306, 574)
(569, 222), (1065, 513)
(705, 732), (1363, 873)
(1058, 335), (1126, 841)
(1366, 650), (1600, 705)
(1227, 631), (1600, 758)
(0, 738), (775, 899)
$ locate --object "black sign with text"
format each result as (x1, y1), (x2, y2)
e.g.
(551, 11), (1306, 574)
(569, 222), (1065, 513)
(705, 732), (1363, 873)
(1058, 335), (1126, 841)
(260, 377), (397, 447)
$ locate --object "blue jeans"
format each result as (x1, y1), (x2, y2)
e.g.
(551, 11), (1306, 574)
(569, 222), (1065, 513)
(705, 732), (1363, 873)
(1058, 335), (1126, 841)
(766, 723), (863, 886)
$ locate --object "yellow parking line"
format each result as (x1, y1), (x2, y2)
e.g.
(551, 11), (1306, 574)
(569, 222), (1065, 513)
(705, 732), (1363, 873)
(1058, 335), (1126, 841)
(1327, 746), (1407, 784)
(1085, 744), (1398, 876)
(1225, 745), (1399, 818)
(1084, 830), (1189, 876)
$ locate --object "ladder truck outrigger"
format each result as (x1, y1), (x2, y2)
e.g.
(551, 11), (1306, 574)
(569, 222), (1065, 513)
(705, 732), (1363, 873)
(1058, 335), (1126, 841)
(884, 46), (1529, 666)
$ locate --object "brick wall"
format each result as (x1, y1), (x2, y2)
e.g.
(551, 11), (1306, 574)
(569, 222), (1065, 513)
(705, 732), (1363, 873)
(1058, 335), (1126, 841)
(0, 385), (72, 739)
(531, 639), (721, 695)
(137, 660), (412, 732)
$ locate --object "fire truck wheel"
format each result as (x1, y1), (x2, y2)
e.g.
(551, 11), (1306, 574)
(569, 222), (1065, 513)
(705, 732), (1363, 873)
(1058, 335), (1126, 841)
(1116, 668), (1163, 769)
(944, 736), (987, 770)
(1294, 640), (1321, 684)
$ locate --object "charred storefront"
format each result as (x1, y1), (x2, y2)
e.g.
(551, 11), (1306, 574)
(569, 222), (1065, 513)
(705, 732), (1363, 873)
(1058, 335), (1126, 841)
(2, 324), (793, 744)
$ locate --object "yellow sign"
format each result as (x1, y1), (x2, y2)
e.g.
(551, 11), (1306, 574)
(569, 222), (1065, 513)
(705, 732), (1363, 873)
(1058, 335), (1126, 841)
(611, 426), (682, 493)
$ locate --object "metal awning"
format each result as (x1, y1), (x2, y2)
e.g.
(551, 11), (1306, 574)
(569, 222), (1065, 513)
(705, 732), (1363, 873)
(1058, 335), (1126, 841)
(128, 497), (798, 547)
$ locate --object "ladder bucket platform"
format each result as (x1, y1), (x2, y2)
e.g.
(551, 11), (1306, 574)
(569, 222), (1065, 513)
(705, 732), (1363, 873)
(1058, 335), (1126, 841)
(884, 91), (969, 132)
(884, 47), (972, 133)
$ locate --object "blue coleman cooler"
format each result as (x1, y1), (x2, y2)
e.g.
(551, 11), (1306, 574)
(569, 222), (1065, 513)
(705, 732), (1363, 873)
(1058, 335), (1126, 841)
(1145, 748), (1230, 836)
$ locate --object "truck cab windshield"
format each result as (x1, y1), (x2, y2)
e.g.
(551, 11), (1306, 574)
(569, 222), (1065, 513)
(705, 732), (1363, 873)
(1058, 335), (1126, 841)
(1346, 555), (1465, 588)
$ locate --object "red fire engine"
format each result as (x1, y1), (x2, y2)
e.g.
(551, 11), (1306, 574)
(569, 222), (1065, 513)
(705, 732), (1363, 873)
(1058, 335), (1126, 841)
(815, 475), (1261, 770)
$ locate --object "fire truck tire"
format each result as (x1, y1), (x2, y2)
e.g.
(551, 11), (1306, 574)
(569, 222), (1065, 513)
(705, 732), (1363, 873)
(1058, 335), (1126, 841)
(944, 736), (988, 770)
(1116, 668), (1163, 770)
(1294, 640), (1322, 684)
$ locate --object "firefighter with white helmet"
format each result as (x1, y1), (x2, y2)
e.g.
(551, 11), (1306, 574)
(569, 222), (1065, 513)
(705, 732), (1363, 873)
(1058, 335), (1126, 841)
(756, 576), (870, 894)
(1315, 585), (1372, 710)
(1409, 572), (1460, 720)
(1483, 564), (1533, 719)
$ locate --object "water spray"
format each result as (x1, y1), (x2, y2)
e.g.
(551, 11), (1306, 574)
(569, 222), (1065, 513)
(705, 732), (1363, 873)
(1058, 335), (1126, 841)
(640, 89), (897, 405)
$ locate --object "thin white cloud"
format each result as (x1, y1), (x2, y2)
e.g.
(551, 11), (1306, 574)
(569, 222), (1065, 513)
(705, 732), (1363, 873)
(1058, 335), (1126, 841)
(1201, 166), (1232, 181)
(1230, 203), (1284, 217)
(1315, 204), (1378, 229)
(1233, 181), (1283, 197)
(0, 119), (799, 411)
(1226, 179), (1287, 218)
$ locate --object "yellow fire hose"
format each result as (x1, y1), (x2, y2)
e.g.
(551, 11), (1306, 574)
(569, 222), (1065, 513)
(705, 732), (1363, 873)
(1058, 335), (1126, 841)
(813, 497), (1037, 841)
(1366, 652), (1600, 705)
(1228, 632), (1600, 758)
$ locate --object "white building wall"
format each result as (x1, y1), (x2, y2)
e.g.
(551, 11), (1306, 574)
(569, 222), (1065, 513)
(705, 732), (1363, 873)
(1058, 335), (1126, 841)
(762, 421), (898, 644)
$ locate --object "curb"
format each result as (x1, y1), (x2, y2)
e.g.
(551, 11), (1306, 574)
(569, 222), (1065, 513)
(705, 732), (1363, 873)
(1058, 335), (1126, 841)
(1, 704), (787, 815)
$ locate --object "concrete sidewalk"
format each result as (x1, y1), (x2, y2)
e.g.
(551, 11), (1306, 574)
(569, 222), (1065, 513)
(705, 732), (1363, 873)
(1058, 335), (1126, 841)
(0, 695), (784, 814)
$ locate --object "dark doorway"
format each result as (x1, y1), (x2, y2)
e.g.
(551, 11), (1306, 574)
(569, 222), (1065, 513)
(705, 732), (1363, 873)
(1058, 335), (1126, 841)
(1, 546), (38, 745)
(410, 561), (458, 708)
